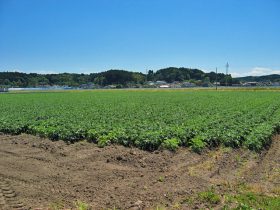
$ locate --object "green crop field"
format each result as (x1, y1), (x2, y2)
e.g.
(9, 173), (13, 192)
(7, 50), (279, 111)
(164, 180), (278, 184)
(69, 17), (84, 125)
(0, 90), (280, 152)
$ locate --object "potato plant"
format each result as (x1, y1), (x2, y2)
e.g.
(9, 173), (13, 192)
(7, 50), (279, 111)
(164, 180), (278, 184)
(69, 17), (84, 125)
(0, 90), (279, 151)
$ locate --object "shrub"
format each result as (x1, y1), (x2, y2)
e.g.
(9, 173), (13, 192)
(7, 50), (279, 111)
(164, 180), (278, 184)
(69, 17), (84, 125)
(161, 138), (180, 151)
(190, 136), (206, 153)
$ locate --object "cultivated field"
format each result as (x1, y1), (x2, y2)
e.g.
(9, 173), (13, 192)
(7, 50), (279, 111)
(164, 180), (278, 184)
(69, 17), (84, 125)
(0, 89), (280, 209)
(1, 90), (280, 151)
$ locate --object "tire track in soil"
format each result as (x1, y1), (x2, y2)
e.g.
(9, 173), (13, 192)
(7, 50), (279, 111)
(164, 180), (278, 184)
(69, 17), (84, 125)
(1, 174), (77, 204)
(0, 173), (76, 201)
(0, 178), (26, 210)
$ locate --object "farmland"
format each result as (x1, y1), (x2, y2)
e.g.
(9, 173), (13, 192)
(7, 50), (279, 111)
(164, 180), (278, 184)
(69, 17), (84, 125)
(0, 90), (280, 151)
(0, 89), (280, 209)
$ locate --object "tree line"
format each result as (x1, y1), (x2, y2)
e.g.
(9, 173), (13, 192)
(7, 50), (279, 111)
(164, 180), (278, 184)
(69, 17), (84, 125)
(0, 67), (238, 87)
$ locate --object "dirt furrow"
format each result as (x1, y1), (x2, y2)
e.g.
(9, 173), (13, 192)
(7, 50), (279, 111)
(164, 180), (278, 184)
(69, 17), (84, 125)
(0, 133), (279, 209)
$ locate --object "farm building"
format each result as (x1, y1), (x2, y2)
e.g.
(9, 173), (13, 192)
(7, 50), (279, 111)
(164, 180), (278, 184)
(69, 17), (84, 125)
(0, 88), (8, 92)
(159, 85), (170, 88)
(155, 81), (167, 85)
(243, 82), (258, 86)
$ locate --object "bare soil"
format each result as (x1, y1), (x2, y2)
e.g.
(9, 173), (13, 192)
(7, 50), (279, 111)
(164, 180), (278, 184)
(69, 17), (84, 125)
(0, 133), (279, 210)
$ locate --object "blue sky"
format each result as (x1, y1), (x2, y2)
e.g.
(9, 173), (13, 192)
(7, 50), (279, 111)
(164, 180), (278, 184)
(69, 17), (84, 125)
(0, 0), (279, 77)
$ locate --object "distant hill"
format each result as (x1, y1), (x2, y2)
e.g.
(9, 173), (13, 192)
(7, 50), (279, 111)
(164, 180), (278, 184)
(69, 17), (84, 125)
(0, 67), (234, 87)
(147, 67), (234, 85)
(236, 74), (280, 82)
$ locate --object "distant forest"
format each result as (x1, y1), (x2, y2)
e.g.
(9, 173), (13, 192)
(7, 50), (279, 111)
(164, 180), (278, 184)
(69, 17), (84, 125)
(1, 67), (241, 88)
(236, 74), (280, 83)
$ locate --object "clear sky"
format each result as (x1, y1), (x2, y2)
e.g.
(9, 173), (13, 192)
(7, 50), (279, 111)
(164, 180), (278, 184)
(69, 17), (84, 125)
(0, 0), (279, 77)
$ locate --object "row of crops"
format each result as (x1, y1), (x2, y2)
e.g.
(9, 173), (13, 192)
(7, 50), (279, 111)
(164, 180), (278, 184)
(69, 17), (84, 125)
(0, 90), (280, 152)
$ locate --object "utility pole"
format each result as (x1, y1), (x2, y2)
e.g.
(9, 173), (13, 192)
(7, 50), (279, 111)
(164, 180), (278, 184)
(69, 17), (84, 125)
(215, 67), (218, 91)
(145, 69), (148, 83)
(226, 62), (229, 87)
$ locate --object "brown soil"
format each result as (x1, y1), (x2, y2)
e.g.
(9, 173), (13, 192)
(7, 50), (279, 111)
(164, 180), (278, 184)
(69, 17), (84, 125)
(0, 133), (279, 210)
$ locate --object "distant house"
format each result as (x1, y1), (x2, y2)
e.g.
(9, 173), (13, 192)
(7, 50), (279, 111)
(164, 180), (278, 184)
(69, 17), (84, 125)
(170, 84), (182, 88)
(272, 82), (280, 87)
(155, 81), (167, 85)
(181, 82), (196, 87)
(159, 85), (170, 88)
(243, 82), (258, 86)
(80, 83), (95, 89)
(232, 84), (241, 87)
(213, 82), (220, 86)
(147, 81), (155, 86)
(0, 88), (8, 92)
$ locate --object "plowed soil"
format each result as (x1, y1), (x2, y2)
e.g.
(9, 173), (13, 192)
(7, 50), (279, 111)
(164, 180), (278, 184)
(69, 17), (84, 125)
(0, 133), (279, 209)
